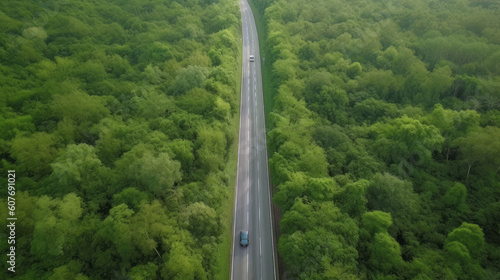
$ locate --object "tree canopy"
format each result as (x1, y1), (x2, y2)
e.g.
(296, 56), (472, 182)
(259, 0), (500, 278)
(0, 0), (241, 278)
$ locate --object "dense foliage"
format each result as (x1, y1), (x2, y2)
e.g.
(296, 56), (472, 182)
(255, 0), (500, 278)
(0, 0), (240, 278)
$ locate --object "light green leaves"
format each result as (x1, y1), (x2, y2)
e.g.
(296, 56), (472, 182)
(116, 144), (182, 197)
(445, 223), (485, 257)
(372, 116), (444, 165)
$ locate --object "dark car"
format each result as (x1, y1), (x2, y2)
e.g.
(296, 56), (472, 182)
(240, 230), (249, 247)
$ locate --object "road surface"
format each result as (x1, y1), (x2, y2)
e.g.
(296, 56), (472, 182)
(231, 0), (276, 279)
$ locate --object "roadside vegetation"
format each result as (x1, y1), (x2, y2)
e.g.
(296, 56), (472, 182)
(0, 0), (241, 279)
(252, 0), (500, 278)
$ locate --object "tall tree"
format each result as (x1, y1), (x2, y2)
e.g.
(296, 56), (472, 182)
(454, 126), (500, 179)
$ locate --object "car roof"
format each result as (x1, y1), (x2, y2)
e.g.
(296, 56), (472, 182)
(240, 230), (248, 237)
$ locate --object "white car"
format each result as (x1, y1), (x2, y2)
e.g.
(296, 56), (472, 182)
(249, 55), (255, 62)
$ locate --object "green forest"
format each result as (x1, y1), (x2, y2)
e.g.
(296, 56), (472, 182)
(251, 0), (500, 279)
(1, 0), (500, 279)
(0, 0), (241, 279)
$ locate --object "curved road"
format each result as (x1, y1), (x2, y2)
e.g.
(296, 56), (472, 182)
(231, 0), (277, 279)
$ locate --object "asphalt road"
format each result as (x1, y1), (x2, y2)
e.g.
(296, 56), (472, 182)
(231, 0), (277, 279)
